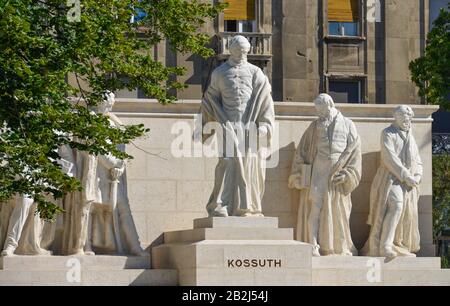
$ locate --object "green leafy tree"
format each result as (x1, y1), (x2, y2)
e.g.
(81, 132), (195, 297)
(0, 0), (223, 220)
(433, 154), (450, 268)
(409, 4), (450, 109)
(432, 155), (450, 240)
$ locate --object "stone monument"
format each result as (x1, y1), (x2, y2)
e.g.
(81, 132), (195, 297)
(152, 36), (312, 285)
(288, 93), (361, 256)
(361, 105), (422, 258)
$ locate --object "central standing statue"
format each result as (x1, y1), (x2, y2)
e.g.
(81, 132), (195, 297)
(289, 94), (361, 256)
(201, 35), (275, 217)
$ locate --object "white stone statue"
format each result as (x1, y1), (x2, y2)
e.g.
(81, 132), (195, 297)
(0, 196), (50, 256)
(62, 92), (146, 256)
(58, 143), (90, 255)
(0, 145), (79, 257)
(201, 35), (275, 217)
(361, 105), (422, 258)
(289, 93), (361, 256)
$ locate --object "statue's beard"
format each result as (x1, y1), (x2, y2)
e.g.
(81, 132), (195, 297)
(396, 122), (411, 132)
(318, 109), (337, 127)
(400, 124), (410, 132)
(318, 115), (333, 127)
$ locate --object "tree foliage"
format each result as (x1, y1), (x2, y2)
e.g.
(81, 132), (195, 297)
(432, 154), (450, 241)
(0, 0), (223, 220)
(409, 4), (450, 109)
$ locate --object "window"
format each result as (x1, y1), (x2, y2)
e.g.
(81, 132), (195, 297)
(223, 0), (256, 32)
(328, 80), (362, 103)
(328, 0), (359, 36)
(131, 8), (147, 23)
(224, 20), (255, 32)
(329, 22), (358, 36)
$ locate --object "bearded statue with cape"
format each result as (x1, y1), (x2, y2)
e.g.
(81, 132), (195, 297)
(289, 94), (361, 256)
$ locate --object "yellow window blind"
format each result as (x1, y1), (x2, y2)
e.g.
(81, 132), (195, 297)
(223, 0), (256, 21)
(328, 0), (359, 22)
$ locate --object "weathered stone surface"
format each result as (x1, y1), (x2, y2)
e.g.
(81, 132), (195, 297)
(312, 256), (450, 286)
(193, 217), (279, 229)
(117, 100), (437, 256)
(164, 228), (293, 243)
(0, 255), (177, 286)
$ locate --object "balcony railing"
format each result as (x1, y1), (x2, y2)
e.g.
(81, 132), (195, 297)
(216, 32), (272, 61)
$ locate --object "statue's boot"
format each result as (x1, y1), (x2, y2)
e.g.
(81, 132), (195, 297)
(381, 246), (397, 258)
(1, 245), (16, 257)
(312, 245), (321, 257)
(210, 205), (228, 217)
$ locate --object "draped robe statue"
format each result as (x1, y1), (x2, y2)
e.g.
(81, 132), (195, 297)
(361, 105), (422, 257)
(289, 94), (361, 256)
(0, 146), (73, 257)
(62, 92), (146, 256)
(0, 196), (53, 256)
(0, 93), (146, 257)
(201, 35), (275, 217)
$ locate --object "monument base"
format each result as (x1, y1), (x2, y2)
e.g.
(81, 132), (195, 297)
(0, 255), (177, 286)
(152, 217), (450, 286)
(312, 256), (450, 286)
(152, 217), (313, 285)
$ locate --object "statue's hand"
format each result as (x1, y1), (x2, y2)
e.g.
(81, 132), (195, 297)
(111, 167), (124, 180)
(288, 174), (302, 189)
(258, 126), (268, 138)
(414, 174), (422, 185)
(332, 172), (346, 186)
(405, 176), (419, 188)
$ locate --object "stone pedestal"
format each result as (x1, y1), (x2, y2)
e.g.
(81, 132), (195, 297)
(152, 216), (450, 286)
(152, 217), (313, 286)
(312, 256), (450, 286)
(0, 255), (177, 286)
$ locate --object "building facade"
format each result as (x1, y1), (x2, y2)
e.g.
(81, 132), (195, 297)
(111, 0), (447, 105)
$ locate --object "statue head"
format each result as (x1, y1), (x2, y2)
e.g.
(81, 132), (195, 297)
(314, 93), (336, 119)
(98, 91), (115, 114)
(393, 105), (414, 132)
(229, 35), (251, 63)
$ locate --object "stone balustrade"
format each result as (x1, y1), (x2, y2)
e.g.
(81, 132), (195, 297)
(216, 32), (272, 61)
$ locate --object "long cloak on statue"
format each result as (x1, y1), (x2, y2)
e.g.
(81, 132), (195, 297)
(290, 111), (361, 255)
(201, 60), (275, 216)
(0, 196), (57, 255)
(62, 113), (127, 255)
(361, 124), (422, 256)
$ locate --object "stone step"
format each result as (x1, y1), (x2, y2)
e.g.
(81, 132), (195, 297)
(0, 255), (151, 271)
(313, 268), (450, 286)
(312, 256), (441, 270)
(193, 217), (278, 229)
(0, 269), (177, 286)
(164, 227), (293, 243)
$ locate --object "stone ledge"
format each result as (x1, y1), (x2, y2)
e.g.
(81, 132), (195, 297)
(113, 98), (438, 120)
(312, 268), (450, 286)
(312, 256), (441, 270)
(164, 227), (293, 243)
(0, 255), (151, 271)
(0, 269), (178, 286)
(193, 216), (279, 229)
